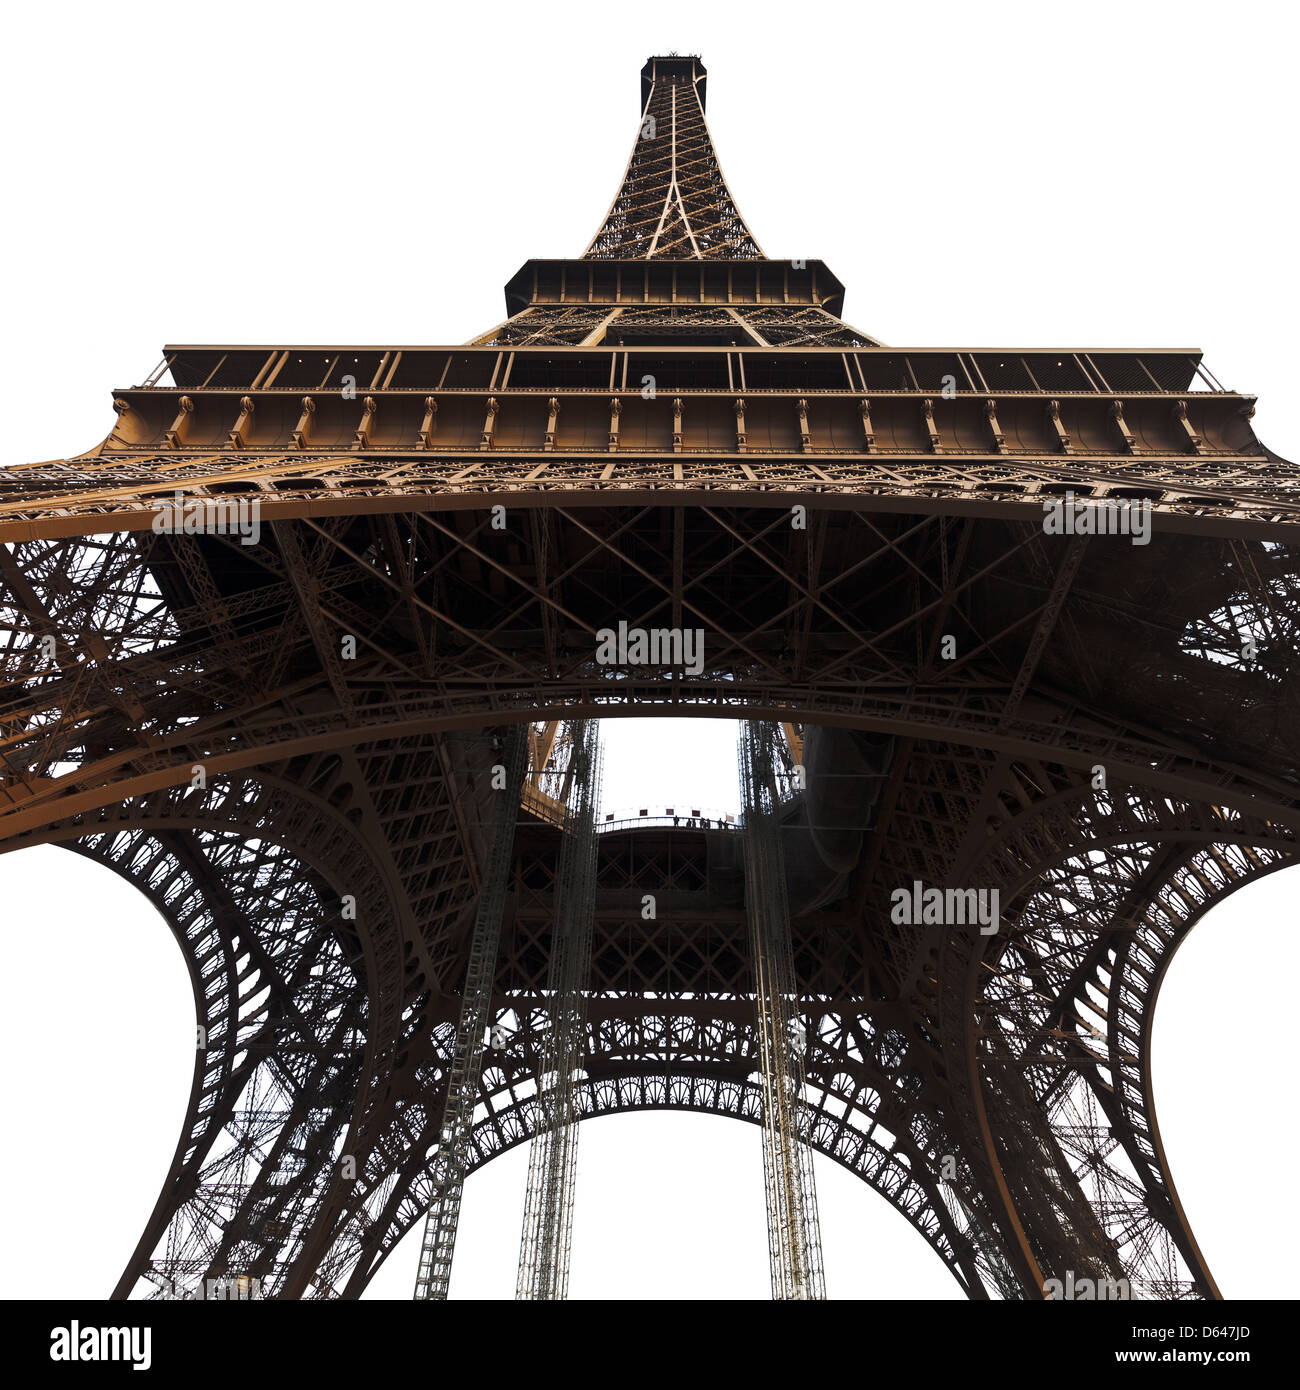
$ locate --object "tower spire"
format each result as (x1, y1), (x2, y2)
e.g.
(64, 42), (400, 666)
(583, 56), (764, 261)
(474, 56), (880, 347)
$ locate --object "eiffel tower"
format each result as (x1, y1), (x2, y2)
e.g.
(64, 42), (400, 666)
(2, 53), (1297, 1301)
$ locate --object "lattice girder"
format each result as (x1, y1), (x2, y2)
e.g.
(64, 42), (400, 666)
(4, 52), (1298, 1303)
(3, 516), (1298, 849)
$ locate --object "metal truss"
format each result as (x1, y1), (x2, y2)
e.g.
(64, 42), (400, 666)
(584, 56), (762, 261)
(1, 52), (1296, 1302)
(70, 810), (368, 1298)
(472, 302), (879, 348)
(974, 805), (1293, 1297)
(739, 721), (826, 1299)
(1, 503), (1296, 1301)
(3, 413), (1296, 544)
(414, 723), (529, 1299)
(338, 1005), (1000, 1300)
(516, 719), (602, 1300)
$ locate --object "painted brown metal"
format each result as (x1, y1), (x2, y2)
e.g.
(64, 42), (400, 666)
(1, 52), (1294, 1299)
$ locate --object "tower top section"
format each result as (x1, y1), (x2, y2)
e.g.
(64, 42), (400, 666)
(584, 54), (763, 261)
(641, 55), (706, 111)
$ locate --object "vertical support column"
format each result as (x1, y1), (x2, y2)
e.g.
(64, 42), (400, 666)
(738, 721), (827, 1300)
(516, 719), (603, 1300)
(413, 724), (529, 1300)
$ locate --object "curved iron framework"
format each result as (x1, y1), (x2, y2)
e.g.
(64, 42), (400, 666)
(1, 53), (1296, 1301)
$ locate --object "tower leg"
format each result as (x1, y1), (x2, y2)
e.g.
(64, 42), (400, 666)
(516, 720), (602, 1301)
(414, 724), (529, 1299)
(739, 721), (826, 1300)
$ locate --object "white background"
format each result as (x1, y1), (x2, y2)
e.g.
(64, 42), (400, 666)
(1, 0), (1296, 1299)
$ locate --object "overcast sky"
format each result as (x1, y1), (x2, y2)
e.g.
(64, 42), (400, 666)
(1, 0), (1296, 1299)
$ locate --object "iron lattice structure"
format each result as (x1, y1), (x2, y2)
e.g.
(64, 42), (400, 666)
(515, 718), (602, 1300)
(739, 721), (826, 1299)
(1, 53), (1297, 1299)
(413, 723), (528, 1299)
